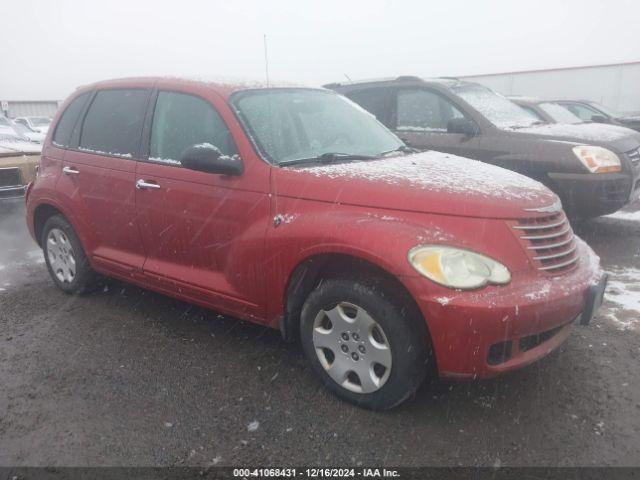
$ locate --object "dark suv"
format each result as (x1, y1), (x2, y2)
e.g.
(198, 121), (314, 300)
(327, 77), (640, 219)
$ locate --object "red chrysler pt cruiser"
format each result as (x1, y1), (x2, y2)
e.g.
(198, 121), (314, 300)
(26, 77), (606, 409)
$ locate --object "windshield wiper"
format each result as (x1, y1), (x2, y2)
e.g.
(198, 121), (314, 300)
(510, 120), (548, 129)
(278, 152), (379, 167)
(380, 145), (418, 156)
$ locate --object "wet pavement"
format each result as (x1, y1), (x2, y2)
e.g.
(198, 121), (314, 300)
(0, 201), (639, 466)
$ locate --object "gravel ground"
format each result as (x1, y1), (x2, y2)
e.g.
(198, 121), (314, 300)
(0, 201), (639, 467)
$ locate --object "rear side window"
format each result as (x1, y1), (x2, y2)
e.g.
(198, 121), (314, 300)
(346, 88), (393, 125)
(397, 89), (464, 132)
(79, 89), (149, 158)
(52, 92), (90, 147)
(149, 91), (237, 165)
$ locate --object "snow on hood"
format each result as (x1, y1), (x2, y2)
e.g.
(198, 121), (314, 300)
(515, 122), (640, 145)
(0, 137), (42, 155)
(275, 151), (558, 219)
(304, 151), (548, 200)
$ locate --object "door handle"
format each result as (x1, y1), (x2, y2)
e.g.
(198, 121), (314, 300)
(62, 166), (79, 175)
(136, 179), (161, 190)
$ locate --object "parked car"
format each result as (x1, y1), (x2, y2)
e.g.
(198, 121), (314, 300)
(14, 116), (52, 134)
(0, 115), (18, 136)
(26, 77), (606, 409)
(552, 100), (640, 132)
(509, 96), (584, 124)
(10, 120), (46, 143)
(327, 77), (640, 219)
(0, 133), (41, 200)
(1, 115), (46, 143)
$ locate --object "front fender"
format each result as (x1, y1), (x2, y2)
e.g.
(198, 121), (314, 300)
(263, 199), (524, 323)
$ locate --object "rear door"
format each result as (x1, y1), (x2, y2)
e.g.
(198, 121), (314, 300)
(392, 87), (483, 158)
(134, 87), (269, 321)
(58, 88), (150, 275)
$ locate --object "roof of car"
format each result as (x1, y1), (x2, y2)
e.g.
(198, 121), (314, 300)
(78, 76), (313, 100)
(323, 75), (480, 91)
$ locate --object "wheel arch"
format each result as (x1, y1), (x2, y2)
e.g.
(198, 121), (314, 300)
(33, 203), (66, 246)
(32, 201), (90, 253)
(280, 252), (432, 351)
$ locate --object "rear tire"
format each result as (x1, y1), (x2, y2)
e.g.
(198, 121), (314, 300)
(42, 215), (95, 294)
(300, 275), (433, 410)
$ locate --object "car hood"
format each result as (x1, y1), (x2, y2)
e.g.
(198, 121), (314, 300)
(512, 122), (640, 152)
(618, 116), (640, 127)
(272, 151), (558, 219)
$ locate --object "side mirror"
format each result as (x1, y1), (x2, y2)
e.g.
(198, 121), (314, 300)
(179, 143), (243, 176)
(591, 114), (607, 123)
(447, 117), (480, 136)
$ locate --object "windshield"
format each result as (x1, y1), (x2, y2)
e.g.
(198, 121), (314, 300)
(453, 84), (539, 128)
(232, 89), (404, 165)
(30, 117), (51, 127)
(11, 122), (32, 134)
(587, 102), (622, 118)
(538, 102), (583, 124)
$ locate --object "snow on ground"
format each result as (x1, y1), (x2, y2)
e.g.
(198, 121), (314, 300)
(603, 266), (640, 330)
(606, 209), (640, 223)
(27, 249), (45, 264)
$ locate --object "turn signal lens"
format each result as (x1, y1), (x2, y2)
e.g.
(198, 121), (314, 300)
(572, 146), (621, 173)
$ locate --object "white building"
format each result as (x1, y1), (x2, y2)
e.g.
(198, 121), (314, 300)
(461, 61), (640, 114)
(1, 100), (60, 119)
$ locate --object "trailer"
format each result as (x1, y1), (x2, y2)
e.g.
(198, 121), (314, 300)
(461, 61), (640, 115)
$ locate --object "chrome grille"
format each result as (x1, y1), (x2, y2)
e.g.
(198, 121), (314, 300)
(628, 147), (640, 167)
(0, 167), (22, 188)
(511, 212), (579, 274)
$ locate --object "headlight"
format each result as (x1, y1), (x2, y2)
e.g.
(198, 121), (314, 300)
(408, 245), (511, 290)
(572, 146), (621, 173)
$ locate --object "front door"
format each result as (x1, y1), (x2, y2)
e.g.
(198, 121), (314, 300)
(393, 88), (482, 159)
(135, 88), (270, 321)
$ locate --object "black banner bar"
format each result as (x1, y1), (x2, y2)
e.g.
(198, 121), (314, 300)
(1, 467), (640, 480)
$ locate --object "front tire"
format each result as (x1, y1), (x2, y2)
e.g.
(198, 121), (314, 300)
(42, 215), (95, 294)
(300, 276), (433, 410)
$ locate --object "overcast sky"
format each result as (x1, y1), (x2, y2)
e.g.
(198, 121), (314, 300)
(2, 0), (639, 100)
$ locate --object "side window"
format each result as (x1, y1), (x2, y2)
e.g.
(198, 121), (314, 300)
(563, 103), (598, 121)
(396, 89), (465, 132)
(79, 89), (149, 157)
(149, 91), (237, 165)
(346, 88), (392, 125)
(519, 105), (544, 121)
(52, 92), (90, 147)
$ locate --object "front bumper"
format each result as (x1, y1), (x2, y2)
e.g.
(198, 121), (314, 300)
(548, 171), (640, 217)
(402, 238), (603, 380)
